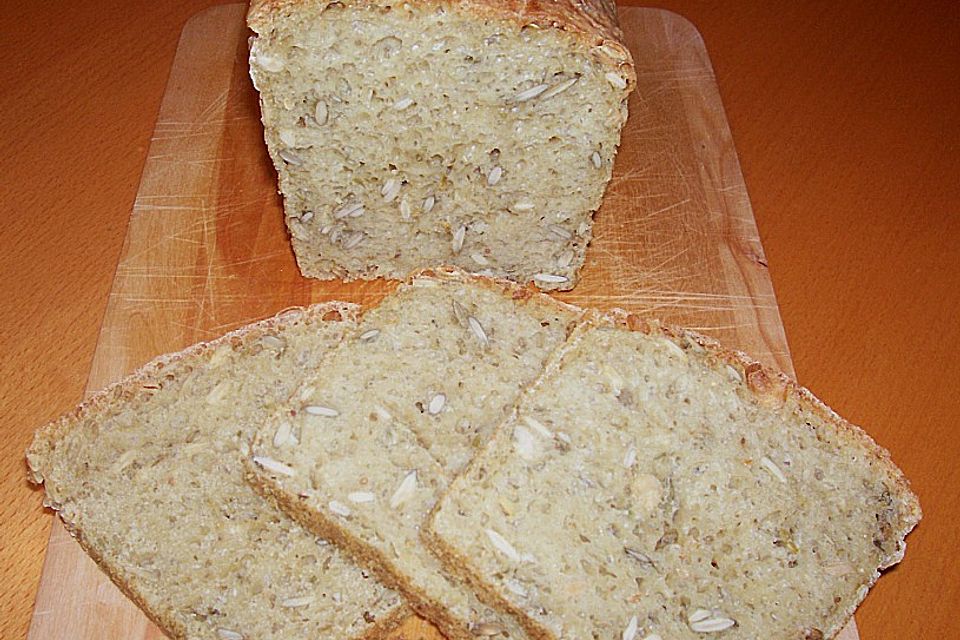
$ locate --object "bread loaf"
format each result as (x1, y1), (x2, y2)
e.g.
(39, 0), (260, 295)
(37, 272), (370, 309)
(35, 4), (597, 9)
(247, 270), (582, 640)
(27, 304), (409, 640)
(247, 0), (634, 290)
(425, 313), (921, 640)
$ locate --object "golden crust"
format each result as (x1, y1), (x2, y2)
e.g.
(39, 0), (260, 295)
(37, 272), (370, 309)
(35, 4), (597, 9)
(247, 0), (636, 85)
(25, 301), (414, 640)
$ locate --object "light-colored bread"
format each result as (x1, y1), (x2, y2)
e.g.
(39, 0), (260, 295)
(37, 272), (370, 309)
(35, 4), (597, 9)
(425, 312), (922, 640)
(247, 270), (582, 639)
(27, 304), (410, 640)
(247, 0), (634, 290)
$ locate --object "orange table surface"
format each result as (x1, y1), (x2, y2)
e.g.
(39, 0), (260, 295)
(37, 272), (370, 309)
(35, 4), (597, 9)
(0, 2), (956, 639)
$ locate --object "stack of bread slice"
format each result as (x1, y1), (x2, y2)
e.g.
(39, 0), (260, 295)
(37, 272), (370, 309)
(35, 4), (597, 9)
(30, 271), (919, 640)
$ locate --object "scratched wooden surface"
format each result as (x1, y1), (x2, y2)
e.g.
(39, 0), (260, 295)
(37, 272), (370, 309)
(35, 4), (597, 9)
(23, 4), (862, 639)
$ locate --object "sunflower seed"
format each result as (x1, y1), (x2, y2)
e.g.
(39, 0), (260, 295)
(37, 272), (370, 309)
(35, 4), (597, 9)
(348, 491), (376, 504)
(605, 71), (628, 89)
(343, 231), (366, 249)
(393, 97), (414, 110)
(547, 224), (572, 240)
(556, 249), (575, 269)
(428, 393), (446, 415)
(260, 334), (286, 350)
(279, 129), (297, 147)
(399, 197), (412, 220)
(515, 83), (550, 102)
(512, 202), (535, 212)
(487, 166), (503, 186)
(314, 100), (328, 125)
(726, 365), (743, 383)
(278, 148), (304, 166)
(451, 300), (468, 325)
(253, 456), (295, 477)
(485, 529), (521, 562)
(689, 610), (712, 623)
(761, 456), (787, 482)
(256, 54), (284, 73)
(304, 405), (339, 417)
(591, 150), (603, 169)
(390, 470), (418, 508)
(467, 316), (488, 345)
(273, 421), (294, 448)
(470, 252), (489, 266)
(523, 416), (553, 438)
(452, 225), (466, 254)
(359, 329), (380, 342)
(595, 43), (628, 61)
(533, 273), (569, 284)
(622, 615), (639, 640)
(422, 195), (436, 213)
(513, 425), (540, 461)
(689, 609), (736, 633)
(661, 339), (686, 359)
(540, 76), (579, 100)
(205, 381), (231, 405)
(300, 211), (314, 223)
(381, 178), (401, 202)
(504, 578), (528, 598)
(334, 202), (364, 219)
(824, 561), (854, 576)
(280, 595), (315, 608)
(623, 446), (637, 468)
(328, 500), (351, 517)
(472, 623), (505, 636)
(217, 629), (244, 640)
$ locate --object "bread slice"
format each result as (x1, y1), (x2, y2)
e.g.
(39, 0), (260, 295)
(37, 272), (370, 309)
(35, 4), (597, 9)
(247, 270), (582, 639)
(247, 0), (634, 290)
(424, 313), (921, 640)
(27, 304), (410, 640)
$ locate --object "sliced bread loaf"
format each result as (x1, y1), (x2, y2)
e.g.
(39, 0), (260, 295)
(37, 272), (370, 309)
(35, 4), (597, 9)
(247, 271), (582, 639)
(424, 313), (921, 640)
(247, 0), (634, 290)
(27, 304), (409, 640)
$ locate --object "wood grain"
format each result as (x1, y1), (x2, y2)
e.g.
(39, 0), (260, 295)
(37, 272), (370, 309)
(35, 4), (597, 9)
(2, 2), (954, 640)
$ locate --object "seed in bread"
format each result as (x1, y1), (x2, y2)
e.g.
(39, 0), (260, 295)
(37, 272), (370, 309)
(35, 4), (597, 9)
(248, 271), (582, 640)
(27, 305), (409, 640)
(425, 316), (921, 640)
(247, 0), (635, 290)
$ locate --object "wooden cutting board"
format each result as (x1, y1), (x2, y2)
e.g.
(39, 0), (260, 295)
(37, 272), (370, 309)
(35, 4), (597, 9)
(28, 5), (858, 639)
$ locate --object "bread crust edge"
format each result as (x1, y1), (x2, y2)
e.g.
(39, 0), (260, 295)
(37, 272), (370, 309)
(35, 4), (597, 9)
(422, 307), (922, 640)
(24, 301), (417, 640)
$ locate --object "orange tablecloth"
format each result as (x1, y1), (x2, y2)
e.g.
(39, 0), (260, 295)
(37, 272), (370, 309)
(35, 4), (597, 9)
(1, 2), (956, 638)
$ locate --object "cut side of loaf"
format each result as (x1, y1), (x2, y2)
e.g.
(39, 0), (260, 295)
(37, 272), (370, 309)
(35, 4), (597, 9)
(425, 315), (921, 640)
(248, 271), (582, 639)
(27, 304), (409, 640)
(247, 0), (634, 290)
